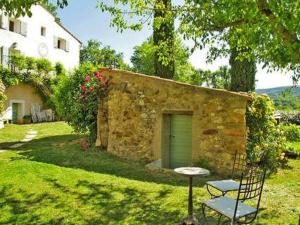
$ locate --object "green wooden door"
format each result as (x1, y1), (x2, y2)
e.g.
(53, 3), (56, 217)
(169, 115), (192, 168)
(12, 103), (18, 124)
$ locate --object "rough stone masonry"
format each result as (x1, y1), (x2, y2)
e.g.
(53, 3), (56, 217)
(96, 69), (251, 175)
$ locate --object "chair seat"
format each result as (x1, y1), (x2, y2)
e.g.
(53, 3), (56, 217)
(203, 196), (257, 219)
(207, 179), (240, 192)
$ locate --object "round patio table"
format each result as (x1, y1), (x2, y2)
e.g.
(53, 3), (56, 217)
(174, 167), (210, 225)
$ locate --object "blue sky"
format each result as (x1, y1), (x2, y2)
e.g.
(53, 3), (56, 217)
(57, 0), (294, 89)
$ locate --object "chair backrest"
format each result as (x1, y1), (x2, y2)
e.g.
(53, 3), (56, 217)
(233, 167), (267, 222)
(231, 151), (247, 178)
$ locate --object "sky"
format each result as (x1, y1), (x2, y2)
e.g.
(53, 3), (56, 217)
(57, 0), (294, 89)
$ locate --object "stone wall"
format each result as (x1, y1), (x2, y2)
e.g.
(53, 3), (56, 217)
(96, 69), (251, 175)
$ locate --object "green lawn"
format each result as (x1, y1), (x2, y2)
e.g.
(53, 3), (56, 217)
(0, 124), (32, 149)
(0, 122), (299, 224)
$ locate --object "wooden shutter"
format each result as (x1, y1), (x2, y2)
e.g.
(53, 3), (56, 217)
(0, 14), (8, 29)
(53, 36), (58, 48)
(65, 40), (70, 52)
(20, 22), (27, 36)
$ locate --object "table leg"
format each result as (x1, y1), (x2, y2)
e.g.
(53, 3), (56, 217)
(188, 176), (193, 216)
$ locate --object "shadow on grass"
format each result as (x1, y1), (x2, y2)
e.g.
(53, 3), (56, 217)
(0, 141), (19, 150)
(13, 135), (215, 187)
(0, 179), (185, 224)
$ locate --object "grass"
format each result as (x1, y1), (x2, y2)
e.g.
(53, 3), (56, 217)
(0, 122), (299, 224)
(0, 124), (32, 149)
(287, 141), (300, 155)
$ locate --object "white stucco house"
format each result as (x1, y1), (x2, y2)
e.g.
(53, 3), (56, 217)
(0, 4), (82, 128)
(0, 4), (81, 70)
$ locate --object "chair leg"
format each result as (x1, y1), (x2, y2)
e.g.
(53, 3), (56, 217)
(217, 214), (223, 225)
(201, 203), (209, 225)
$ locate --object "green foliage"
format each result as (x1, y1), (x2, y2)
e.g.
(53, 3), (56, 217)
(0, 92), (6, 112)
(54, 62), (66, 76)
(180, 0), (300, 80)
(80, 40), (129, 69)
(131, 37), (200, 84)
(273, 88), (300, 111)
(0, 53), (59, 111)
(153, 0), (175, 79)
(286, 141), (300, 157)
(246, 93), (287, 174)
(229, 48), (256, 92)
(53, 64), (108, 145)
(281, 124), (300, 142)
(36, 58), (53, 76)
(98, 0), (176, 79)
(199, 66), (231, 89)
(0, 0), (68, 17)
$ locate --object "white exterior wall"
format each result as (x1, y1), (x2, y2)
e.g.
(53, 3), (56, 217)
(0, 5), (81, 70)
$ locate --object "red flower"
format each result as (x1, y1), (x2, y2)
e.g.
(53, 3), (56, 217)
(81, 85), (87, 92)
(84, 75), (91, 82)
(94, 71), (103, 80)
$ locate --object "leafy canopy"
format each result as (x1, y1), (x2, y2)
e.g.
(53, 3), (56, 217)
(0, 0), (68, 17)
(80, 40), (129, 70)
(130, 36), (199, 84)
(179, 0), (300, 80)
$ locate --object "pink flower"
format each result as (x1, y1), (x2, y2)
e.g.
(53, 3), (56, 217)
(84, 75), (91, 82)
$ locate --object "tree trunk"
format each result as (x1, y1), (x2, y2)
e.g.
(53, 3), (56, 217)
(229, 48), (256, 92)
(153, 0), (175, 79)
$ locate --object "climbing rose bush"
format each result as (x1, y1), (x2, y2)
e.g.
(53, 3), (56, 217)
(54, 63), (109, 147)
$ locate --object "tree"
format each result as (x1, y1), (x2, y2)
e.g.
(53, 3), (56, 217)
(180, 0), (300, 82)
(80, 40), (129, 69)
(229, 48), (256, 92)
(98, 0), (176, 79)
(153, 0), (175, 79)
(201, 66), (231, 90)
(0, 0), (68, 16)
(131, 37), (200, 84)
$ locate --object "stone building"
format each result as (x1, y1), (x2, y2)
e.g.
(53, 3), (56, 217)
(96, 69), (251, 175)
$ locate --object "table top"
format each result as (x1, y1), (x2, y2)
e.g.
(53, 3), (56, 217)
(174, 167), (210, 177)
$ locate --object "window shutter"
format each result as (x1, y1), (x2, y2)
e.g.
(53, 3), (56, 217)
(0, 14), (8, 29)
(20, 22), (27, 36)
(65, 41), (70, 52)
(53, 36), (58, 48)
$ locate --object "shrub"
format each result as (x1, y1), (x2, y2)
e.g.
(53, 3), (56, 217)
(246, 93), (287, 174)
(281, 124), (300, 142)
(279, 111), (300, 125)
(53, 63), (109, 146)
(0, 93), (6, 112)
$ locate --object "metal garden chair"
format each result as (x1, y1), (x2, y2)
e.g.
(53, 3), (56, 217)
(201, 167), (267, 225)
(206, 152), (247, 198)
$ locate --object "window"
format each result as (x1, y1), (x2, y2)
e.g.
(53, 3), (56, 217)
(54, 36), (69, 52)
(9, 20), (14, 32)
(8, 19), (27, 36)
(41, 27), (46, 36)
